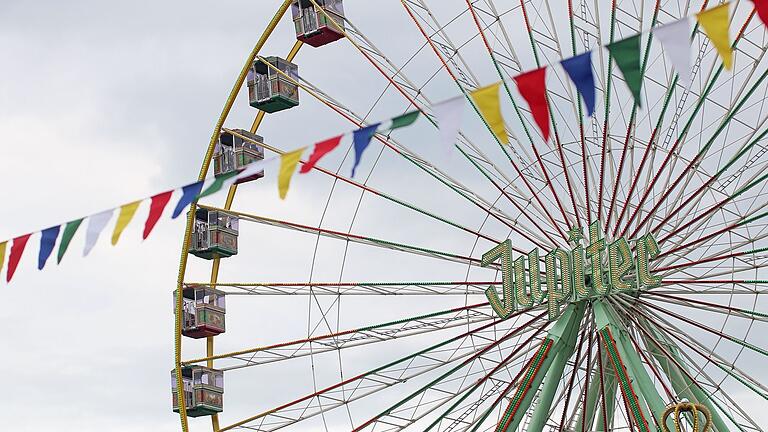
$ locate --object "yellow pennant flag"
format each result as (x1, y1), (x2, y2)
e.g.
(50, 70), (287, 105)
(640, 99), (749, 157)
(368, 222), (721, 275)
(470, 82), (509, 144)
(697, 4), (732, 70)
(111, 201), (141, 245)
(0, 241), (6, 276)
(278, 147), (306, 200)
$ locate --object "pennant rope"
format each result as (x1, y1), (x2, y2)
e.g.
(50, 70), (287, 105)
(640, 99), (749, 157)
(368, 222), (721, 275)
(0, 1), (750, 281)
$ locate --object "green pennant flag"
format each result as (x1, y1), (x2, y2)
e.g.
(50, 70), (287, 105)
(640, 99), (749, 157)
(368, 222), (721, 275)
(199, 171), (239, 199)
(57, 218), (84, 264)
(606, 34), (643, 107)
(389, 111), (420, 129)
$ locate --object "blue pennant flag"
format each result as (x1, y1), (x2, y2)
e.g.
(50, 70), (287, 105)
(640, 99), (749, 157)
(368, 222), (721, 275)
(351, 123), (381, 178)
(39, 225), (61, 270)
(172, 180), (204, 219)
(560, 52), (596, 117)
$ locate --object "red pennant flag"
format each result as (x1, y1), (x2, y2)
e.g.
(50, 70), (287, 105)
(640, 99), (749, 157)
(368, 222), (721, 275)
(753, 0), (768, 27)
(7, 233), (32, 282)
(299, 135), (343, 174)
(143, 191), (173, 239)
(513, 67), (551, 142)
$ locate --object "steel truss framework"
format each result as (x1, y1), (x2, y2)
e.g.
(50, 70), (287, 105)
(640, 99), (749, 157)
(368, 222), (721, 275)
(174, 0), (768, 431)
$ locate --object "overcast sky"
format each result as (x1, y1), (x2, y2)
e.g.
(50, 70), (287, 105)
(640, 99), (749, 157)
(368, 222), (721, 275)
(2, 1), (767, 431)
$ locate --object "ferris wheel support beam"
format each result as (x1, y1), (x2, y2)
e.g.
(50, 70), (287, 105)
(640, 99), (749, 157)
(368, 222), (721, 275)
(495, 303), (585, 432)
(617, 303), (734, 432)
(525, 305), (588, 432)
(172, 2), (294, 432)
(592, 300), (666, 432)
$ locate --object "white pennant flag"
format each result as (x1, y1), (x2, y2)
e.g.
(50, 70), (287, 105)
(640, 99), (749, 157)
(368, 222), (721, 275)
(83, 209), (113, 256)
(235, 157), (274, 182)
(432, 96), (465, 157)
(653, 18), (693, 85)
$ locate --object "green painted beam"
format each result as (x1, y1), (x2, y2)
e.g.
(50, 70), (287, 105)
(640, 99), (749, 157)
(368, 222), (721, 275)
(594, 300), (668, 431)
(527, 303), (586, 431)
(640, 323), (730, 432)
(498, 303), (586, 432)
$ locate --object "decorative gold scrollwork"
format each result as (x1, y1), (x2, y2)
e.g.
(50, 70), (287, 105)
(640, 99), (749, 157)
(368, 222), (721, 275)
(660, 401), (712, 432)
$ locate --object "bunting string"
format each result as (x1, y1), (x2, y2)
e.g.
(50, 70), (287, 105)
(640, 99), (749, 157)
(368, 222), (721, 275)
(0, 1), (757, 282)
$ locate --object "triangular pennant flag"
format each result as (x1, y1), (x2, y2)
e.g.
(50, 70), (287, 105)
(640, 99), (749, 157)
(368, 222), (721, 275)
(432, 96), (465, 155)
(389, 111), (420, 130)
(653, 18), (693, 84)
(112, 201), (141, 245)
(172, 181), (204, 219)
(199, 171), (239, 199)
(561, 52), (597, 116)
(7, 234), (32, 282)
(143, 191), (173, 240)
(0, 241), (6, 277)
(83, 209), (113, 257)
(753, 0), (768, 28)
(300, 135), (343, 174)
(697, 4), (733, 70)
(351, 123), (381, 178)
(470, 82), (509, 144)
(513, 68), (551, 141)
(606, 34), (643, 107)
(0, 241), (6, 278)
(235, 158), (270, 182)
(38, 225), (61, 270)
(278, 147), (307, 199)
(57, 218), (83, 264)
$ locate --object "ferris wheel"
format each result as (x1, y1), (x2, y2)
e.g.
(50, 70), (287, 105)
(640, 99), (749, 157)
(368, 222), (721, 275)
(172, 0), (768, 431)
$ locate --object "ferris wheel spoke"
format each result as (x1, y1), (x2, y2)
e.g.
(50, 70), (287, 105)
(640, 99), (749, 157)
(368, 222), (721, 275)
(199, 204), (498, 267)
(352, 312), (549, 431)
(633, 298), (768, 361)
(629, 66), (768, 241)
(220, 311), (546, 431)
(223, 128), (505, 249)
(385, 326), (545, 432)
(618, 300), (765, 431)
(620, 9), (758, 238)
(260, 55), (558, 250)
(185, 281), (497, 296)
(625, 301), (768, 400)
(401, 0), (574, 242)
(182, 302), (499, 370)
(644, 292), (768, 322)
(604, 3), (662, 233)
(476, 0), (584, 229)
